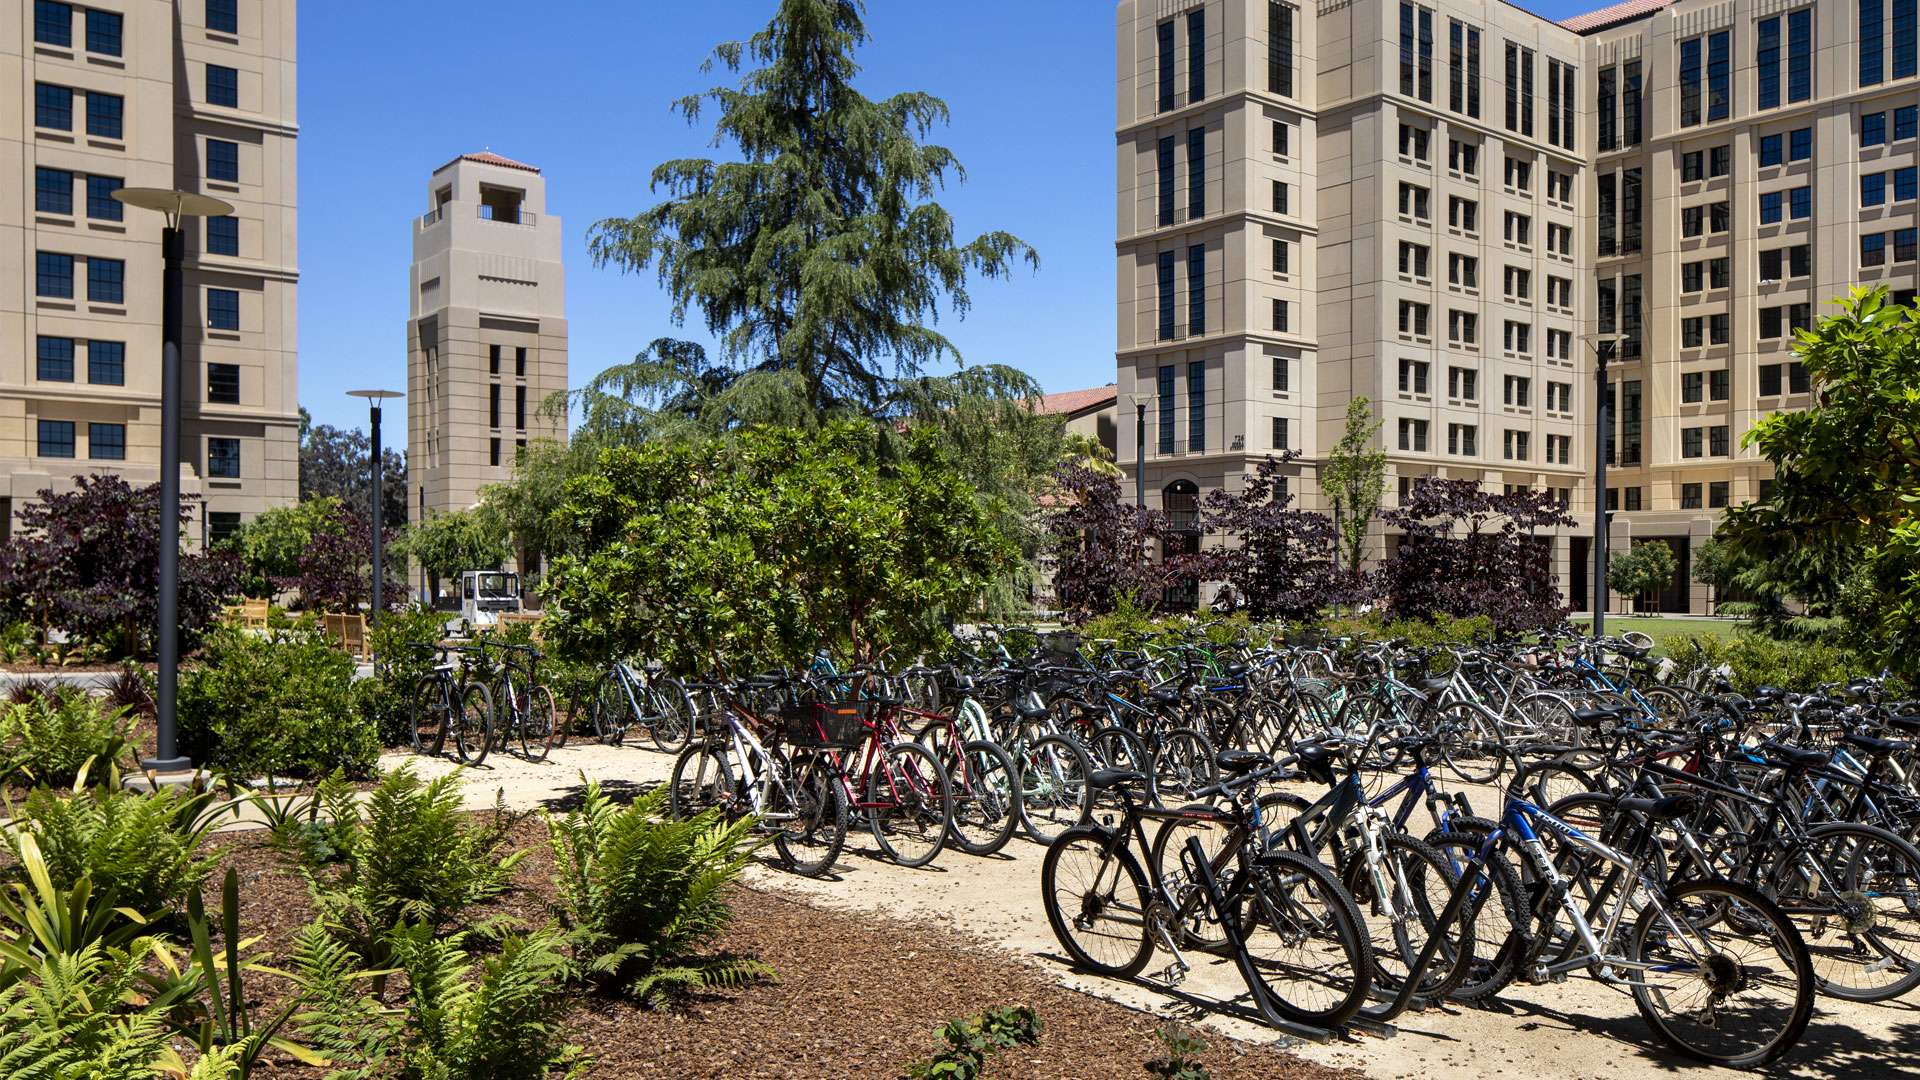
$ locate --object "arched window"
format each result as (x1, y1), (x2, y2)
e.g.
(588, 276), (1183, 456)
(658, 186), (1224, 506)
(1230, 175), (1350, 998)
(1163, 479), (1200, 532)
(1161, 480), (1201, 611)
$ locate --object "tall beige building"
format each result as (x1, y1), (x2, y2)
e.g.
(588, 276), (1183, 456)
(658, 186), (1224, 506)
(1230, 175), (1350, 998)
(2, 0), (300, 544)
(406, 152), (568, 588)
(1117, 0), (1918, 614)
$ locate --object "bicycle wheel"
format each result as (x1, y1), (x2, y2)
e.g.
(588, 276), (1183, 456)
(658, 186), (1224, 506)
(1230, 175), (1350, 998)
(1786, 822), (1920, 1002)
(1040, 826), (1154, 977)
(866, 741), (953, 868)
(590, 670), (630, 746)
(1016, 734), (1093, 844)
(410, 676), (446, 755)
(452, 682), (492, 766)
(1339, 832), (1472, 1003)
(651, 679), (696, 754)
(769, 750), (848, 877)
(1421, 821), (1529, 1002)
(948, 740), (1020, 856)
(519, 685), (558, 762)
(1146, 812), (1242, 950)
(1089, 726), (1150, 813)
(1152, 728), (1218, 805)
(1429, 700), (1509, 786)
(668, 741), (736, 820)
(1236, 850), (1373, 1027)
(1629, 878), (1814, 1068)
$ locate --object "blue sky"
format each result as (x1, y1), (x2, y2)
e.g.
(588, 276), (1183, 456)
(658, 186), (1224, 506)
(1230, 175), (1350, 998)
(298, 0), (1595, 432)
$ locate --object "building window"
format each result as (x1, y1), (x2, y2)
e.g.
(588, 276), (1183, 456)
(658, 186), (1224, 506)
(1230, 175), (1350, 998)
(35, 167), (73, 215)
(1271, 353), (1290, 391)
(1156, 251), (1176, 341)
(1865, 0), (1886, 84)
(86, 92), (122, 139)
(1272, 298), (1290, 332)
(516, 346), (528, 376)
(35, 1), (71, 46)
(1786, 9), (1812, 102)
(88, 423), (124, 461)
(84, 258), (123, 305)
(207, 64), (238, 107)
(207, 139), (240, 182)
(1681, 483), (1703, 510)
(208, 512), (242, 547)
(88, 340), (124, 385)
(1399, 418), (1429, 451)
(86, 8), (121, 55)
(1273, 416), (1289, 449)
(208, 362), (240, 404)
(38, 420), (76, 459)
(208, 0), (238, 34)
(207, 437), (241, 478)
(1272, 238), (1290, 276)
(36, 252), (75, 298)
(1502, 429), (1529, 460)
(1273, 180), (1290, 214)
(1759, 363), (1783, 396)
(1447, 423), (1478, 456)
(35, 83), (73, 130)
(1157, 365), (1176, 454)
(1187, 244), (1205, 335)
(207, 287), (240, 330)
(1269, 1), (1296, 97)
(207, 215), (239, 256)
(1897, 0), (1918, 78)
(1789, 126), (1812, 161)
(1504, 374), (1531, 407)
(37, 336), (75, 382)
(515, 385), (527, 430)
(489, 383), (502, 428)
(1400, 358), (1430, 394)
(1682, 427), (1704, 458)
(1679, 38), (1702, 125)
(1504, 42), (1534, 136)
(489, 437), (502, 467)
(1759, 133), (1785, 166)
(1449, 365), (1479, 400)
(1186, 128), (1205, 219)
(1790, 186), (1811, 219)
(1156, 137), (1175, 227)
(85, 175), (122, 220)
(1187, 7), (1205, 104)
(1709, 425), (1731, 456)
(1188, 360), (1206, 452)
(1157, 20), (1176, 112)
(1682, 370), (1704, 401)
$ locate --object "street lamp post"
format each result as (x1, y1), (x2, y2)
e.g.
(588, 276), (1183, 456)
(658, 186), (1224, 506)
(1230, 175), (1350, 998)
(1592, 340), (1613, 637)
(1134, 400), (1147, 508)
(347, 390), (403, 621)
(112, 188), (234, 776)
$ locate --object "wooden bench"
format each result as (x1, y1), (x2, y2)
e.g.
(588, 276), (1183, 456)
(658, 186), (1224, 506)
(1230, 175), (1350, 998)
(321, 612), (369, 660)
(223, 598), (271, 630)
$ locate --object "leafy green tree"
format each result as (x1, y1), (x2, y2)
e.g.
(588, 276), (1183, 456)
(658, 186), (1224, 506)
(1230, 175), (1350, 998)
(394, 507), (510, 591)
(1322, 397), (1387, 573)
(1608, 542), (1678, 612)
(475, 439), (593, 587)
(542, 422), (1014, 672)
(233, 498), (341, 587)
(299, 423), (406, 526)
(1720, 288), (1920, 669)
(586, 0), (1038, 415)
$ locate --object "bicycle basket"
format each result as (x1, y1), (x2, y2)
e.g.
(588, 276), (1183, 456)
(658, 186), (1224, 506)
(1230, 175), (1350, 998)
(780, 702), (870, 750)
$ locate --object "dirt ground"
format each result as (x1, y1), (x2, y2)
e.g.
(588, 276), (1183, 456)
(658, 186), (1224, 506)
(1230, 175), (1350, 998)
(381, 740), (1918, 1080)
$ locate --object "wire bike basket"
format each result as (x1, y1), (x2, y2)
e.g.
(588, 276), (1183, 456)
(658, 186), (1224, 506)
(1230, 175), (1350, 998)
(779, 701), (871, 750)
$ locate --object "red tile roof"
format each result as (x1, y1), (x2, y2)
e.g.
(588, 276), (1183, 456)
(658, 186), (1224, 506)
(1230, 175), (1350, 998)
(437, 151), (542, 175)
(1561, 0), (1676, 34)
(1032, 385), (1117, 417)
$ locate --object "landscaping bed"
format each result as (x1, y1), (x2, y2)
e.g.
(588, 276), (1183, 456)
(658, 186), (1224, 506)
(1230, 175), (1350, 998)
(210, 815), (1354, 1080)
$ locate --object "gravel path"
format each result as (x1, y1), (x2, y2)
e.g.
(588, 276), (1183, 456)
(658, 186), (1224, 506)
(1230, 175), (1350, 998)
(388, 739), (1915, 1080)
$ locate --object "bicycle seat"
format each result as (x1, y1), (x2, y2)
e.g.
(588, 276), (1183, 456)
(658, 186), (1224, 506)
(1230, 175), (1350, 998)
(1087, 768), (1149, 790)
(1573, 705), (1631, 727)
(1843, 732), (1911, 758)
(1293, 743), (1337, 784)
(1762, 743), (1830, 771)
(1147, 687), (1185, 706)
(1417, 677), (1450, 695)
(1616, 793), (1697, 821)
(1215, 750), (1271, 775)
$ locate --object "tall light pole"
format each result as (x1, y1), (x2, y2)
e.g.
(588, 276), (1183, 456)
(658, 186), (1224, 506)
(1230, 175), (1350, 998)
(1134, 400), (1147, 508)
(113, 188), (234, 776)
(347, 390), (403, 621)
(1590, 338), (1614, 637)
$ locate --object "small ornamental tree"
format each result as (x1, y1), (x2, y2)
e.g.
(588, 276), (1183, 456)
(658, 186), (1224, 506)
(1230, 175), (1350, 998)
(1199, 455), (1351, 621)
(1322, 397), (1388, 573)
(1608, 542), (1679, 613)
(0, 476), (240, 657)
(231, 497), (340, 594)
(1378, 479), (1574, 633)
(1043, 465), (1196, 623)
(396, 507), (511, 588)
(542, 422), (1014, 673)
(289, 504), (403, 614)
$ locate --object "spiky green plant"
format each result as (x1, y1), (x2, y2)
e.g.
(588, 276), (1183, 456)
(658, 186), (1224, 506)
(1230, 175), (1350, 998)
(0, 936), (185, 1080)
(0, 833), (162, 977)
(387, 922), (584, 1080)
(544, 778), (767, 1005)
(5, 765), (230, 915)
(285, 920), (401, 1079)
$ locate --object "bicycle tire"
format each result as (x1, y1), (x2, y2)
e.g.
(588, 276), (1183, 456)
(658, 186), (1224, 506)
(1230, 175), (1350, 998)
(1781, 821), (1920, 1003)
(520, 685), (558, 762)
(1237, 849), (1374, 1027)
(1421, 820), (1530, 1002)
(410, 675), (447, 755)
(1017, 734), (1094, 844)
(668, 741), (736, 820)
(867, 741), (953, 868)
(590, 670), (630, 746)
(1152, 727), (1219, 805)
(452, 682), (492, 766)
(1040, 825), (1155, 977)
(652, 678), (697, 754)
(948, 739), (1021, 856)
(1629, 877), (1814, 1068)
(1340, 832), (1473, 1004)
(1429, 700), (1509, 786)
(770, 750), (848, 877)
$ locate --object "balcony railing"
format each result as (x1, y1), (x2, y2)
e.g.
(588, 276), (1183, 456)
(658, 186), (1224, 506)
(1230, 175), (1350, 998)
(417, 205), (540, 228)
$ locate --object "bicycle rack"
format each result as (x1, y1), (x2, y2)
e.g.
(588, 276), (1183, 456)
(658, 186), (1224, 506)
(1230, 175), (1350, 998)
(1181, 836), (1396, 1044)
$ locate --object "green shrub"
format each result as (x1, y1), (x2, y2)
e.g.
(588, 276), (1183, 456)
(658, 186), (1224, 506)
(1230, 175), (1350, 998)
(0, 936), (182, 1079)
(5, 779), (227, 915)
(1660, 632), (1893, 695)
(275, 764), (524, 978)
(0, 621), (31, 665)
(177, 622), (376, 780)
(385, 922), (583, 1080)
(356, 607), (454, 747)
(1145, 1026), (1211, 1080)
(0, 687), (131, 787)
(544, 779), (766, 1006)
(904, 1006), (1043, 1080)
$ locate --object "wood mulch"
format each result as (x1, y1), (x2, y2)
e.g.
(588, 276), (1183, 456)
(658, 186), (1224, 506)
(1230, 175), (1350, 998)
(201, 815), (1357, 1080)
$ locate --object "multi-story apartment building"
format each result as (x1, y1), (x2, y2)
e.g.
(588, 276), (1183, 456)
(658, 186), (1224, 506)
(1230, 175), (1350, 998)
(405, 152), (568, 593)
(1116, 0), (1918, 614)
(1, 0), (300, 546)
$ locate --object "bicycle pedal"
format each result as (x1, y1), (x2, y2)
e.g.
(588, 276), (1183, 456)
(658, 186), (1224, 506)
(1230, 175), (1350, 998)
(1152, 960), (1190, 988)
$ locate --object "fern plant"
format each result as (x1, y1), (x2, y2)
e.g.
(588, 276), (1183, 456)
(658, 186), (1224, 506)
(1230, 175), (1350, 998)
(0, 686), (131, 786)
(544, 778), (767, 1006)
(386, 922), (584, 1080)
(0, 936), (186, 1080)
(5, 765), (230, 915)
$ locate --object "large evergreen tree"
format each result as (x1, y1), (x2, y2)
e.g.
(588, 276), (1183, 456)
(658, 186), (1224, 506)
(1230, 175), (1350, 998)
(587, 0), (1038, 414)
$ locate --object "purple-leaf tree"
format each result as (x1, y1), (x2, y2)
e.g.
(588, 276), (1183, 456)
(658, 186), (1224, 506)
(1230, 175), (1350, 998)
(1043, 464), (1200, 622)
(0, 475), (241, 657)
(1199, 455), (1356, 620)
(1378, 478), (1574, 633)
(285, 503), (404, 613)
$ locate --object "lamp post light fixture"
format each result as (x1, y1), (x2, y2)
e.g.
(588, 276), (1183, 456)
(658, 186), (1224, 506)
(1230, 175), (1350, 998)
(346, 390), (404, 621)
(112, 187), (235, 776)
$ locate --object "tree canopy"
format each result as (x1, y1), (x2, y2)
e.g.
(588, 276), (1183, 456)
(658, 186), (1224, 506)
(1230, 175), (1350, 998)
(586, 0), (1037, 415)
(300, 416), (407, 526)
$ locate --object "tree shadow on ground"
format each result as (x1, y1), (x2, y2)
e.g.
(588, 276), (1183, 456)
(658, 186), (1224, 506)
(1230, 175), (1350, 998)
(538, 777), (659, 812)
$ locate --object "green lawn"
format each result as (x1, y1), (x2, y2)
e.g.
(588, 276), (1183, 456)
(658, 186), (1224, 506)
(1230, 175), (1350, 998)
(1569, 614), (1748, 654)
